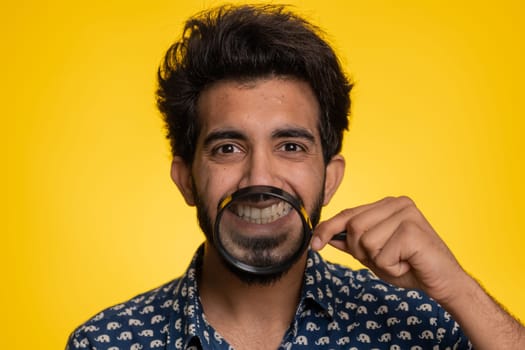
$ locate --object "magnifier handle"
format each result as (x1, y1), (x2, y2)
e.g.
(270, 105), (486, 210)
(331, 231), (347, 241)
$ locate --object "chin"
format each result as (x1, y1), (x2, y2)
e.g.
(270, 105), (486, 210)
(227, 261), (288, 286)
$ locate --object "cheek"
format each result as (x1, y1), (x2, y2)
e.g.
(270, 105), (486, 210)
(292, 161), (325, 184)
(193, 164), (239, 205)
(288, 165), (326, 201)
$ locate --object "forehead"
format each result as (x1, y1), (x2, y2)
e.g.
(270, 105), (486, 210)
(196, 77), (321, 139)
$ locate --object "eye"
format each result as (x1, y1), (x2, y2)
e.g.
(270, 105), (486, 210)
(211, 143), (242, 156)
(279, 142), (306, 152)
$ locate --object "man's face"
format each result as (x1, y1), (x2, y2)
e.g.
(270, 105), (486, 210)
(172, 77), (343, 282)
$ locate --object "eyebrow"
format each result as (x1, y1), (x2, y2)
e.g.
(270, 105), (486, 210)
(202, 126), (316, 148)
(272, 127), (316, 143)
(203, 130), (246, 148)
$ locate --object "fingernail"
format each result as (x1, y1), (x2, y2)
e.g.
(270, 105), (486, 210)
(311, 236), (322, 251)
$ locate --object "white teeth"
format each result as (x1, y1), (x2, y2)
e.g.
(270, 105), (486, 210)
(234, 201), (292, 224)
(261, 207), (271, 220)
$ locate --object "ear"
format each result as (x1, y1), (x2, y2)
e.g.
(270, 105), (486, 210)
(170, 157), (196, 206)
(323, 154), (345, 206)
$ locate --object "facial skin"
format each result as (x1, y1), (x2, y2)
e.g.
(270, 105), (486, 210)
(171, 76), (344, 284)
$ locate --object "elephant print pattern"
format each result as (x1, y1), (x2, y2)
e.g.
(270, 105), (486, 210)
(67, 245), (473, 349)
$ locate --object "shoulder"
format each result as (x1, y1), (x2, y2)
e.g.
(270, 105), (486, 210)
(66, 277), (180, 349)
(322, 261), (471, 347)
(321, 258), (381, 293)
(326, 261), (447, 320)
(323, 260), (431, 304)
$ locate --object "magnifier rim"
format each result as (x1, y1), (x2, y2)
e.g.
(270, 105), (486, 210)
(214, 185), (313, 275)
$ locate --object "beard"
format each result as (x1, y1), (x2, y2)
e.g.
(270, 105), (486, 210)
(191, 178), (325, 286)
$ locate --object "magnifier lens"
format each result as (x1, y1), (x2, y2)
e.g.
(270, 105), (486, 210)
(215, 186), (311, 274)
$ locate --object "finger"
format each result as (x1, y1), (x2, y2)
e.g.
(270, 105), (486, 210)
(354, 202), (423, 263)
(311, 199), (385, 251)
(337, 196), (412, 260)
(372, 221), (422, 280)
(313, 196), (420, 253)
(346, 196), (416, 238)
(316, 196), (414, 255)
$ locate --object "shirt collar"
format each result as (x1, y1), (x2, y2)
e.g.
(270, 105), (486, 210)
(168, 244), (218, 349)
(168, 245), (341, 349)
(300, 248), (339, 318)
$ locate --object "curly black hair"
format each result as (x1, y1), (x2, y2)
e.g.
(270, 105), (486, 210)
(157, 4), (353, 164)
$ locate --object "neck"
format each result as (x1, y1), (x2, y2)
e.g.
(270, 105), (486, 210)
(199, 241), (306, 348)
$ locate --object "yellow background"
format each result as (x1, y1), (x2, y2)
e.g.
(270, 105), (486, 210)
(5, 0), (524, 348)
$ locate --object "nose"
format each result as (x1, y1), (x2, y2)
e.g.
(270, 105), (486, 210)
(238, 149), (284, 189)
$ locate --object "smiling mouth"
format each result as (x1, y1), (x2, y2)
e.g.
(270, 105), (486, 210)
(230, 201), (293, 224)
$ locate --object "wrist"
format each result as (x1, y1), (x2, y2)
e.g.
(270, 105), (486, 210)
(436, 270), (479, 314)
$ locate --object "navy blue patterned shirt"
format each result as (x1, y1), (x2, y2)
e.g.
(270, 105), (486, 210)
(67, 245), (473, 349)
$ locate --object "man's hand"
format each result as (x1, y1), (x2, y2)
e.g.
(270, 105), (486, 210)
(311, 196), (467, 304)
(311, 196), (525, 349)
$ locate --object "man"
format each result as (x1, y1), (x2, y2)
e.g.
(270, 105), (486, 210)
(67, 4), (524, 349)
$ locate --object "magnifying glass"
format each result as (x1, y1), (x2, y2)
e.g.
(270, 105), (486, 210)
(214, 185), (346, 275)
